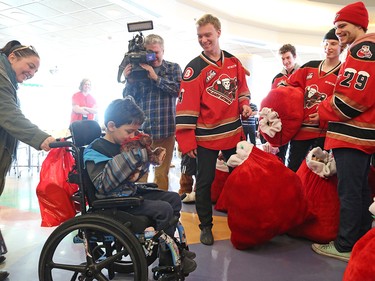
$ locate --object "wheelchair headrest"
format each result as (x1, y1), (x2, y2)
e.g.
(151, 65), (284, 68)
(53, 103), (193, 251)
(70, 120), (102, 147)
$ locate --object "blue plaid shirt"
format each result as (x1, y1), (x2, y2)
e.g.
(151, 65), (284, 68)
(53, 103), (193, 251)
(123, 60), (182, 140)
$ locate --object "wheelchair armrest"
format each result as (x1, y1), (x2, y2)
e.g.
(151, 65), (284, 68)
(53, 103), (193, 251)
(92, 196), (144, 210)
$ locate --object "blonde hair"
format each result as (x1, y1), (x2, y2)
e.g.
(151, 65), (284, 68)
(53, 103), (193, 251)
(196, 14), (221, 31)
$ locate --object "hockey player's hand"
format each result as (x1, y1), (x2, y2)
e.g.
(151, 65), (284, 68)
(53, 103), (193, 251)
(242, 105), (252, 118)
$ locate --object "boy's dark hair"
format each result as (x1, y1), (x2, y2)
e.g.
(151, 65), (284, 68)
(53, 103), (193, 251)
(104, 97), (145, 128)
(279, 44), (296, 57)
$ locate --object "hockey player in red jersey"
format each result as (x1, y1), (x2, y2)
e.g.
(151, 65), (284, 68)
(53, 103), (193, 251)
(176, 14), (251, 246)
(285, 28), (343, 172)
(310, 1), (375, 262)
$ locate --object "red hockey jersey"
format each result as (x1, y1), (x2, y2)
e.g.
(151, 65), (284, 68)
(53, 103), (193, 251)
(318, 33), (375, 154)
(271, 64), (300, 89)
(287, 60), (341, 140)
(176, 51), (250, 154)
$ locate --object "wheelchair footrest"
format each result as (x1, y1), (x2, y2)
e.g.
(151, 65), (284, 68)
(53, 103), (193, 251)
(152, 265), (184, 281)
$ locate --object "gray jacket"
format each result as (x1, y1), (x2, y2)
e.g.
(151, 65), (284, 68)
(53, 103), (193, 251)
(0, 54), (50, 194)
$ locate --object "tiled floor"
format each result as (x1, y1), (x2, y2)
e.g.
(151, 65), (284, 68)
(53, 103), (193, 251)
(0, 153), (348, 280)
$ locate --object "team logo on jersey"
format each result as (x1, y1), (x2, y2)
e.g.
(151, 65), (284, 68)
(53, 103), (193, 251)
(206, 70), (217, 83)
(206, 74), (237, 104)
(183, 67), (194, 80)
(304, 84), (327, 109)
(357, 45), (373, 59)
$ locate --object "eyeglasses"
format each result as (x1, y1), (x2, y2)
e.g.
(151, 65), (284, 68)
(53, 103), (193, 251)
(12, 45), (39, 56)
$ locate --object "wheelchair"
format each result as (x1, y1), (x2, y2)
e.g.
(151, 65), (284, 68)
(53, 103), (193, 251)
(38, 120), (192, 281)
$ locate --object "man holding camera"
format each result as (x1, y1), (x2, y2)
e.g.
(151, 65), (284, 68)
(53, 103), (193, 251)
(122, 34), (182, 191)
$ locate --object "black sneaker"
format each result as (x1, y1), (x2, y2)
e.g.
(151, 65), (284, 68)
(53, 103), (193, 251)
(0, 271), (9, 281)
(182, 248), (196, 259)
(200, 227), (214, 245)
(182, 256), (197, 275)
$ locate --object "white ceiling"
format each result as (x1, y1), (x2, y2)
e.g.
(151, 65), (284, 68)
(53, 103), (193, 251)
(0, 0), (374, 83)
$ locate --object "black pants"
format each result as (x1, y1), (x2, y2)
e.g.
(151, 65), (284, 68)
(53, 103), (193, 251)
(276, 142), (289, 165)
(243, 125), (257, 145)
(333, 148), (372, 252)
(128, 187), (181, 237)
(195, 146), (235, 229)
(287, 137), (325, 172)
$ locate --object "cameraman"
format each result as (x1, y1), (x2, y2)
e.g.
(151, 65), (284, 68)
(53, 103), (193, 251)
(122, 34), (182, 191)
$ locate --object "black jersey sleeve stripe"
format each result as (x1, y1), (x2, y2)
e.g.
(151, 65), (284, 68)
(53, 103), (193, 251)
(195, 119), (242, 137)
(329, 122), (375, 141)
(333, 95), (362, 119)
(176, 115), (198, 126)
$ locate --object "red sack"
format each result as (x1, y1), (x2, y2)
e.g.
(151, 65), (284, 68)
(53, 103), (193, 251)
(216, 146), (310, 250)
(36, 147), (78, 226)
(288, 160), (340, 243)
(259, 86), (304, 147)
(211, 158), (229, 204)
(343, 228), (375, 281)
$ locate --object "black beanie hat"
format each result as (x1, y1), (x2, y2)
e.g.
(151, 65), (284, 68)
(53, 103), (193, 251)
(323, 28), (338, 41)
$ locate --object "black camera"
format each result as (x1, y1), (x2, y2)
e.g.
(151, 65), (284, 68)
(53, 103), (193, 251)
(117, 20), (156, 83)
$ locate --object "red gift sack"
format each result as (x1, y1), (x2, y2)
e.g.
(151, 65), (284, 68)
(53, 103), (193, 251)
(259, 86), (304, 147)
(211, 159), (229, 204)
(288, 160), (340, 243)
(36, 147), (78, 226)
(343, 228), (375, 281)
(216, 146), (310, 249)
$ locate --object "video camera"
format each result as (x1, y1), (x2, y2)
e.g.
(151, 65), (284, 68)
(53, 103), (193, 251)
(117, 20), (156, 83)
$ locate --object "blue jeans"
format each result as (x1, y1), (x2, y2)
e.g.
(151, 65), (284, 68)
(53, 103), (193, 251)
(333, 148), (372, 252)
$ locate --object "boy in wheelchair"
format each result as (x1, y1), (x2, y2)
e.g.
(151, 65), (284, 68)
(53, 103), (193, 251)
(83, 97), (197, 277)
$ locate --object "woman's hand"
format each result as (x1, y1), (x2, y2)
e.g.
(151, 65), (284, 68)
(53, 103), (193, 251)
(40, 136), (56, 151)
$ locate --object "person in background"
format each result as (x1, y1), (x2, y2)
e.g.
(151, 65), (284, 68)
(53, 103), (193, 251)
(310, 1), (375, 262)
(123, 34), (182, 191)
(241, 102), (258, 145)
(70, 78), (97, 123)
(0, 40), (56, 280)
(271, 43), (300, 164)
(176, 14), (251, 246)
(285, 28), (343, 172)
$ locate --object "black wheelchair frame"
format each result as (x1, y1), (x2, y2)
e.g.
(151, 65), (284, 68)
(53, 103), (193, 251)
(38, 120), (190, 281)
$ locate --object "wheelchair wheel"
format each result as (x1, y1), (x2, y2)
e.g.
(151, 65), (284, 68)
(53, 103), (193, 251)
(38, 214), (148, 281)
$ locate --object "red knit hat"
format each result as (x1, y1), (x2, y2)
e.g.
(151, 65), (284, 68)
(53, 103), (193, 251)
(334, 1), (369, 30)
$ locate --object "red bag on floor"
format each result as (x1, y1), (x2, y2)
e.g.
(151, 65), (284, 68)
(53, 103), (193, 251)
(36, 147), (78, 227)
(216, 146), (310, 249)
(343, 228), (375, 281)
(288, 160), (340, 243)
(211, 158), (229, 204)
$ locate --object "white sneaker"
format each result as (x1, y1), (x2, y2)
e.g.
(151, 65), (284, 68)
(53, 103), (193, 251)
(182, 191), (196, 203)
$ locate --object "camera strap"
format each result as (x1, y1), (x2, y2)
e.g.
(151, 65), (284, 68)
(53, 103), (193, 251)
(117, 57), (127, 83)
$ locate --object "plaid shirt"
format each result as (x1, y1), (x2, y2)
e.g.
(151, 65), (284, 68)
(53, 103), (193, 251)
(123, 60), (182, 140)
